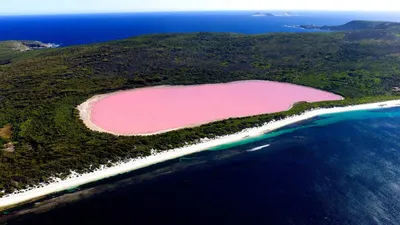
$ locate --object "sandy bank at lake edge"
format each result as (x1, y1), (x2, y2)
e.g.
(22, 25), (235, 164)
(77, 93), (110, 134)
(1, 99), (399, 210)
(77, 92), (212, 136)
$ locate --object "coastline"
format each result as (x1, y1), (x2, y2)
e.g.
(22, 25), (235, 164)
(2, 99), (400, 210)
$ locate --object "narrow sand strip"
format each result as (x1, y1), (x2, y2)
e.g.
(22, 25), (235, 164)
(77, 92), (204, 136)
(77, 93), (110, 134)
(1, 100), (400, 209)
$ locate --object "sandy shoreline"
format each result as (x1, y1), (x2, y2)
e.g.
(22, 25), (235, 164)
(77, 92), (216, 136)
(1, 99), (400, 209)
(77, 93), (111, 134)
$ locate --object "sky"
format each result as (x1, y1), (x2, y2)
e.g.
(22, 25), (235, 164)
(1, 0), (400, 15)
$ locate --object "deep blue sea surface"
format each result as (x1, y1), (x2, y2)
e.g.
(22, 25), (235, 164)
(6, 107), (400, 225)
(3, 11), (400, 224)
(1, 11), (400, 46)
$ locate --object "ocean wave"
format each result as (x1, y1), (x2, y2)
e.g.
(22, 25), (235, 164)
(44, 43), (61, 48)
(284, 25), (301, 29)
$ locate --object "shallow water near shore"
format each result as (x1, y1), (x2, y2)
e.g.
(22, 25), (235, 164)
(4, 107), (400, 225)
(210, 107), (400, 151)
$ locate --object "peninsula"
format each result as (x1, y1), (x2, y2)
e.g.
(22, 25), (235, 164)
(298, 20), (400, 31)
(1, 20), (400, 211)
(0, 40), (58, 65)
(0, 40), (57, 52)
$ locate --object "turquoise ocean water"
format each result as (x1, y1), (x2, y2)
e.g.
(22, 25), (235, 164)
(6, 107), (400, 225)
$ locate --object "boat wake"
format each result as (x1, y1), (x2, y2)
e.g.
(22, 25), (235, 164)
(246, 144), (270, 152)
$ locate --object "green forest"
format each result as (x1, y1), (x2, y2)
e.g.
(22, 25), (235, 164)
(1, 21), (400, 197)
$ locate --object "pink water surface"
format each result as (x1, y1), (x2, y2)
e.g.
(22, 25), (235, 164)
(90, 81), (342, 135)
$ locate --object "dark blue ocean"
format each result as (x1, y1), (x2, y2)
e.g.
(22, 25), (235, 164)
(1, 11), (400, 46)
(3, 11), (400, 224)
(5, 107), (400, 225)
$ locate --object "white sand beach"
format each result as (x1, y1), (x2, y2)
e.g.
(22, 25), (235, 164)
(1, 100), (400, 209)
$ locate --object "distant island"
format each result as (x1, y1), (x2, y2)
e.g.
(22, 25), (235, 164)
(297, 20), (400, 31)
(252, 12), (275, 17)
(252, 12), (295, 17)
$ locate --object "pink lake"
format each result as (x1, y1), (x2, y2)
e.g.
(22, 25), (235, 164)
(90, 80), (342, 135)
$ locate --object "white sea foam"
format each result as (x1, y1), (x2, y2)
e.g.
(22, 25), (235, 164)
(247, 144), (271, 152)
(43, 43), (60, 48)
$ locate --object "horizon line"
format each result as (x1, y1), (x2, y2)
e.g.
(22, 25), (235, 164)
(1, 9), (400, 16)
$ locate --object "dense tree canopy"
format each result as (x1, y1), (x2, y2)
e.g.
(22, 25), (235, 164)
(0, 22), (400, 196)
